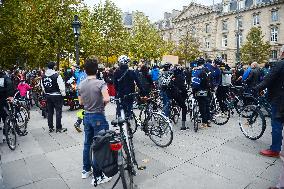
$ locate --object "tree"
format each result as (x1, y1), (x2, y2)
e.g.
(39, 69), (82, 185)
(129, 11), (167, 61)
(241, 27), (271, 65)
(91, 0), (128, 65)
(174, 29), (201, 65)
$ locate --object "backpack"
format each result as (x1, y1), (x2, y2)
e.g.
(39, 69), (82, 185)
(159, 72), (172, 90)
(242, 67), (251, 81)
(138, 73), (152, 93)
(91, 130), (118, 178)
(42, 73), (60, 93)
(191, 67), (211, 90)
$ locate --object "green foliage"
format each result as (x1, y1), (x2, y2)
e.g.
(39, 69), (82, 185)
(129, 11), (167, 61)
(174, 30), (201, 64)
(241, 27), (271, 65)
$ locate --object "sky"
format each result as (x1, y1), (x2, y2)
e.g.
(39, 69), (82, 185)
(84, 0), (222, 21)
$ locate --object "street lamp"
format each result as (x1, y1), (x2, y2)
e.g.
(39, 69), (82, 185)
(236, 0), (241, 66)
(72, 15), (81, 66)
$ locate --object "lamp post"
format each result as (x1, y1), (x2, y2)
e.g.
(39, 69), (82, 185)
(72, 15), (81, 66)
(236, 0), (241, 66)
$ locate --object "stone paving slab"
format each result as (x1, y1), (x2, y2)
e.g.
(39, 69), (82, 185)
(0, 103), (282, 189)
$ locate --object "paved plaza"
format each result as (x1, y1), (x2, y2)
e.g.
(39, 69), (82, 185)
(0, 103), (281, 189)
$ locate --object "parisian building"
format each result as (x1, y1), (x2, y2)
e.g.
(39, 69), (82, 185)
(156, 0), (284, 66)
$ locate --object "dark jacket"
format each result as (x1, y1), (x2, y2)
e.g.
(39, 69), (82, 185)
(246, 67), (261, 88)
(114, 65), (142, 97)
(0, 74), (14, 100)
(255, 59), (284, 120)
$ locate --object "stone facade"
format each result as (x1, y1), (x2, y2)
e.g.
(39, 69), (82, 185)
(156, 0), (284, 66)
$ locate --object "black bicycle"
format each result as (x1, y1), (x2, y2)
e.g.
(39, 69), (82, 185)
(4, 99), (29, 150)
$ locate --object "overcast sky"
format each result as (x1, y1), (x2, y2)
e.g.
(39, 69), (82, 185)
(84, 0), (222, 21)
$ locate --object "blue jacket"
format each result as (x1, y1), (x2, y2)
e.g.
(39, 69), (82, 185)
(151, 68), (160, 81)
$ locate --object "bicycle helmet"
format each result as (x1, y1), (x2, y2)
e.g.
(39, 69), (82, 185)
(118, 55), (130, 65)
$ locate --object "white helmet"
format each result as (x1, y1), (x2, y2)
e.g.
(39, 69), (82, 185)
(118, 55), (130, 65)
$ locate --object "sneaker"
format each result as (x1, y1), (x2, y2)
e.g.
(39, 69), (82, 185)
(259, 149), (279, 158)
(81, 170), (92, 179)
(74, 122), (82, 133)
(91, 174), (112, 186)
(56, 128), (67, 133)
(49, 128), (55, 133)
(180, 127), (190, 131)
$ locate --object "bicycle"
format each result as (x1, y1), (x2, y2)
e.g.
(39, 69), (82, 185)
(187, 92), (201, 132)
(238, 92), (267, 140)
(131, 94), (173, 147)
(111, 93), (144, 189)
(3, 99), (29, 150)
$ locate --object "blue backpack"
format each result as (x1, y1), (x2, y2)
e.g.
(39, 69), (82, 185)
(191, 69), (203, 89)
(242, 67), (251, 81)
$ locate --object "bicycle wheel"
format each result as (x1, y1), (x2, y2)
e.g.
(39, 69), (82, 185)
(170, 105), (180, 124)
(128, 112), (139, 134)
(211, 102), (230, 126)
(120, 139), (135, 189)
(239, 105), (266, 140)
(147, 112), (173, 147)
(193, 105), (199, 132)
(5, 117), (17, 150)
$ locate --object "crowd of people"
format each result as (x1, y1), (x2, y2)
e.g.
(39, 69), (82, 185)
(0, 47), (284, 188)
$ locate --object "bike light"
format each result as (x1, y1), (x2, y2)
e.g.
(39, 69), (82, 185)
(110, 142), (122, 151)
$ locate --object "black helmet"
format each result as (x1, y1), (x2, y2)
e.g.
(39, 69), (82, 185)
(197, 58), (205, 66)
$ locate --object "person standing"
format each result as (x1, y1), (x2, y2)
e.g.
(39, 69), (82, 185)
(254, 47), (284, 158)
(78, 57), (112, 185)
(41, 62), (67, 133)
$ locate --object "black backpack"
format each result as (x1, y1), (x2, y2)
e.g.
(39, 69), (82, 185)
(90, 130), (118, 178)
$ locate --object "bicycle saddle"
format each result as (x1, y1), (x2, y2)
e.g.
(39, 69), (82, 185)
(111, 118), (126, 126)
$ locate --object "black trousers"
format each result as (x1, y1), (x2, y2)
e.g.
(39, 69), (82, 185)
(46, 95), (63, 129)
(216, 86), (229, 112)
(196, 96), (210, 124)
(175, 98), (187, 122)
(0, 98), (8, 135)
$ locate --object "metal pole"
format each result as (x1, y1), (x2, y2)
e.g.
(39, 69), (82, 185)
(75, 37), (80, 66)
(236, 0), (240, 66)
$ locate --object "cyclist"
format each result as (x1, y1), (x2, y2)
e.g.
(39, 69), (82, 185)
(0, 70), (14, 141)
(191, 58), (212, 128)
(158, 62), (173, 117)
(168, 65), (188, 130)
(41, 62), (67, 133)
(78, 57), (112, 185)
(113, 55), (143, 118)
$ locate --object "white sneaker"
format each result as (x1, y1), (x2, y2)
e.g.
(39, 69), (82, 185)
(91, 174), (112, 185)
(81, 170), (92, 179)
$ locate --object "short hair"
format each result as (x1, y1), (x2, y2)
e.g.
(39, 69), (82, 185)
(47, 62), (56, 69)
(84, 57), (98, 76)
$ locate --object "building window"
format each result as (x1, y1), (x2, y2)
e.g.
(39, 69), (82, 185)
(238, 0), (244, 9)
(205, 38), (210, 49)
(256, 0), (262, 4)
(205, 24), (210, 33)
(270, 27), (278, 42)
(271, 50), (278, 59)
(222, 21), (228, 31)
(253, 14), (260, 25)
(236, 17), (243, 29)
(271, 10), (278, 22)
(236, 32), (243, 46)
(222, 54), (228, 62)
(222, 35), (228, 47)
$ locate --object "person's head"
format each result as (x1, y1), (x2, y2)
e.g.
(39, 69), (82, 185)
(118, 55), (130, 66)
(197, 58), (205, 67)
(251, 62), (259, 68)
(47, 62), (56, 70)
(84, 57), (98, 76)
(163, 62), (172, 71)
(140, 64), (149, 74)
(264, 63), (270, 69)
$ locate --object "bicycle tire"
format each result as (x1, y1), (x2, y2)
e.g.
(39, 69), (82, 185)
(5, 117), (17, 150)
(120, 139), (134, 189)
(239, 105), (266, 140)
(129, 111), (139, 134)
(211, 101), (230, 126)
(170, 106), (180, 124)
(148, 112), (173, 147)
(16, 106), (29, 130)
(193, 105), (199, 132)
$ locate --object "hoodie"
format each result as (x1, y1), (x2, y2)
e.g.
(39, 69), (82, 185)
(41, 69), (66, 96)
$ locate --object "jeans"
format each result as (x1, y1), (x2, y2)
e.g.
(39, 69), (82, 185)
(83, 113), (109, 177)
(270, 104), (284, 152)
(120, 98), (133, 118)
(161, 91), (170, 117)
(196, 95), (210, 124)
(46, 95), (63, 129)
